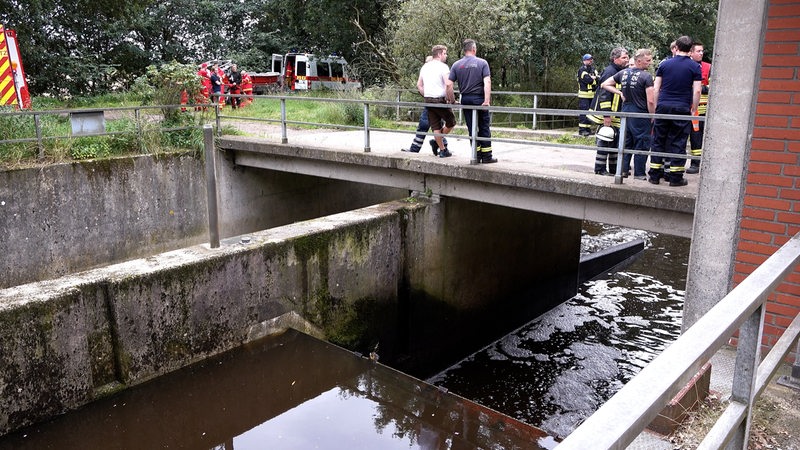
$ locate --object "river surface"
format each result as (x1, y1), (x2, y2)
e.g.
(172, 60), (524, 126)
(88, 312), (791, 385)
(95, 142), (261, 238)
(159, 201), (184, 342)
(428, 221), (690, 439)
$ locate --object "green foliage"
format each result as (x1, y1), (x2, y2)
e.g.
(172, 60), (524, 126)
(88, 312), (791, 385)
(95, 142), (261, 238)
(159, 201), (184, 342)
(160, 113), (205, 150)
(388, 0), (519, 87)
(0, 109), (38, 164)
(3, 0), (717, 96)
(133, 62), (202, 122)
(69, 137), (112, 160)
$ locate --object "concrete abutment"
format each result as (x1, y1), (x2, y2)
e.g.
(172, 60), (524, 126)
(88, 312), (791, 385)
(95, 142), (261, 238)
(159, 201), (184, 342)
(0, 154), (581, 435)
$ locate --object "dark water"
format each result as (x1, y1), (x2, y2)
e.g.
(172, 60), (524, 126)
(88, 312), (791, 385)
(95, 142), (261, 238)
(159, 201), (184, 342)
(427, 222), (690, 439)
(0, 328), (548, 450)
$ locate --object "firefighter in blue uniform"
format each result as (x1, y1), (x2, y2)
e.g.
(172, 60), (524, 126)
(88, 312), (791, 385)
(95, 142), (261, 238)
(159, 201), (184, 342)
(577, 54), (598, 136)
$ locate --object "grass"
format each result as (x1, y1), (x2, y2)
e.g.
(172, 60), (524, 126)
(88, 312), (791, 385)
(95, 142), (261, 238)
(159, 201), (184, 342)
(0, 93), (211, 169)
(1, 89), (582, 168)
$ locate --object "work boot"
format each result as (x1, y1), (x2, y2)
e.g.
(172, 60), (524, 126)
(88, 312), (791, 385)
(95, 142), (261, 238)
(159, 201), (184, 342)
(686, 165), (700, 174)
(429, 139), (439, 156)
(669, 178), (688, 187)
(479, 154), (498, 163)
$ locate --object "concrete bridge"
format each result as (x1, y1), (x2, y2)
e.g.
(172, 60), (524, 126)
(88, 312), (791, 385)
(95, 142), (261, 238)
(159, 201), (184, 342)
(220, 129), (697, 238)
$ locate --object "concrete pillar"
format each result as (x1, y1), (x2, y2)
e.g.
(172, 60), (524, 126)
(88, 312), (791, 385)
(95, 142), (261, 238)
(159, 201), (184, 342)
(683, 0), (770, 330)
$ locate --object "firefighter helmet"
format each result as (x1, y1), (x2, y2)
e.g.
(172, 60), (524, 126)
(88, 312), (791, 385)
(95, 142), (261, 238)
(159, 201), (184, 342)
(596, 126), (615, 142)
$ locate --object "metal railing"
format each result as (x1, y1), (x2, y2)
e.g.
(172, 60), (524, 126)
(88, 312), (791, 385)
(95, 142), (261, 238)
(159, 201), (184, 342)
(388, 88), (578, 129)
(558, 231), (800, 449)
(214, 92), (703, 178)
(0, 103), (210, 158)
(1, 93), (703, 185)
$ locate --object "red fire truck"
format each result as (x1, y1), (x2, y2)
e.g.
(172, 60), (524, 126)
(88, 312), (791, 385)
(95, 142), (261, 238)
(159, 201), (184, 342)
(249, 52), (361, 94)
(0, 24), (31, 109)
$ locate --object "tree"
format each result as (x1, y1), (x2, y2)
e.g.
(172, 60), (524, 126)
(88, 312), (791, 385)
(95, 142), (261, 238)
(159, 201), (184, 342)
(1, 0), (154, 96)
(386, 0), (528, 88)
(1, 0), (718, 96)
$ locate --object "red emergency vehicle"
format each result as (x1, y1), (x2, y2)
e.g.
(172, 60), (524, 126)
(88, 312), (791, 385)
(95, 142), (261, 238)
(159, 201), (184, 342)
(0, 24), (31, 109)
(249, 52), (361, 93)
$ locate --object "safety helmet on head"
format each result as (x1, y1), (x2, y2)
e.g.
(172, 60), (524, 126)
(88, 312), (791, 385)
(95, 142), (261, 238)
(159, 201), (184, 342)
(596, 126), (615, 142)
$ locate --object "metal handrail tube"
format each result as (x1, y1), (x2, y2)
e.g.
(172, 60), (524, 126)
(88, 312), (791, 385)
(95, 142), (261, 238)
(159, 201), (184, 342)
(363, 103), (371, 152)
(235, 94), (704, 123)
(698, 401), (748, 450)
(391, 87), (576, 97)
(557, 231), (800, 449)
(1, 95), (706, 173)
(217, 101), (697, 164)
(0, 103), (208, 117)
(755, 311), (800, 396)
(697, 312), (800, 450)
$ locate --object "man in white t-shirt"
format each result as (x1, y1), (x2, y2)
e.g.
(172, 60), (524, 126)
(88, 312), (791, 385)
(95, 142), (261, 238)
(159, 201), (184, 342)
(417, 45), (456, 158)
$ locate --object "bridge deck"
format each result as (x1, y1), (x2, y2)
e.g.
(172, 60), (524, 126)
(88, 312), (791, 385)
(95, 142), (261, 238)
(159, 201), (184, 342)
(219, 128), (698, 237)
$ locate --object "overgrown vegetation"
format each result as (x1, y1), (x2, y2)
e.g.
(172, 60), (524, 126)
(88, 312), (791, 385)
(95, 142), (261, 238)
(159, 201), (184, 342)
(0, 62), (214, 168)
(2, 0), (718, 98)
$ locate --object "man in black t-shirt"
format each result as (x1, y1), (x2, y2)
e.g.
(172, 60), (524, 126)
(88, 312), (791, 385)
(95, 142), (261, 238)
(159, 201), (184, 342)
(600, 48), (655, 180)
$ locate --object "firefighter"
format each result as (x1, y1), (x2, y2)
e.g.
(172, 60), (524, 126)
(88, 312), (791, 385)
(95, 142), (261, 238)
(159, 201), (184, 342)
(588, 47), (629, 175)
(196, 63), (212, 110)
(241, 70), (253, 107)
(209, 64), (223, 107)
(577, 54), (598, 136)
(687, 41), (711, 174)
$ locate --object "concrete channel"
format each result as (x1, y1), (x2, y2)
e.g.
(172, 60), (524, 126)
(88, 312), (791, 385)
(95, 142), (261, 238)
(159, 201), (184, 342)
(0, 150), (583, 437)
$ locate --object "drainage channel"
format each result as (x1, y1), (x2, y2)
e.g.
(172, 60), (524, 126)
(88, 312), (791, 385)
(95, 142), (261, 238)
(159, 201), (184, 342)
(0, 222), (686, 448)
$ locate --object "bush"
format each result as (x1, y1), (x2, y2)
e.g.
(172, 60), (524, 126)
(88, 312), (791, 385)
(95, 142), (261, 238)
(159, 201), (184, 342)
(132, 61), (202, 122)
(69, 137), (111, 160)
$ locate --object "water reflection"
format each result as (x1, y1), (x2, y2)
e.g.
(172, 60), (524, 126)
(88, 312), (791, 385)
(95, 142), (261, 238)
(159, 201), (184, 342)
(428, 222), (689, 439)
(0, 329), (548, 450)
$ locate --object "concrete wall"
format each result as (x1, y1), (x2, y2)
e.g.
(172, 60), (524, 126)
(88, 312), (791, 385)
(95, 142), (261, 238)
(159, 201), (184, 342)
(0, 153), (208, 289)
(401, 197), (581, 373)
(215, 149), (409, 238)
(0, 152), (407, 289)
(0, 201), (408, 435)
(0, 195), (581, 435)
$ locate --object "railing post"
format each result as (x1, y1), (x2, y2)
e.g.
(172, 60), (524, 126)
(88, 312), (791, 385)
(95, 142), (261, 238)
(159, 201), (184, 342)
(614, 116), (627, 185)
(363, 102), (371, 152)
(470, 108), (478, 164)
(203, 124), (220, 249)
(280, 98), (288, 144)
(215, 104), (221, 137)
(34, 114), (44, 159)
(134, 108), (143, 153)
(396, 90), (401, 121)
(532, 94), (538, 130)
(728, 305), (765, 449)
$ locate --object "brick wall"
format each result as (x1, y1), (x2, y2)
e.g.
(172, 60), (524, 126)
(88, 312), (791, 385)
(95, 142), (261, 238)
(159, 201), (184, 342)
(736, 0), (800, 353)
